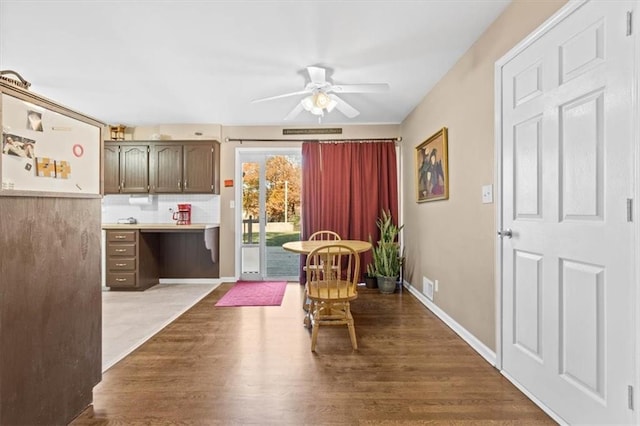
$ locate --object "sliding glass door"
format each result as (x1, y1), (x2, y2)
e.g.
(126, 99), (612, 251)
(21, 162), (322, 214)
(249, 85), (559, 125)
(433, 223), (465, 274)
(237, 148), (301, 281)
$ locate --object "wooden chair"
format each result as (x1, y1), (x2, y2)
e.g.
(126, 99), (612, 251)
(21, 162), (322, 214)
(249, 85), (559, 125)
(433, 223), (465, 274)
(305, 243), (360, 351)
(302, 230), (342, 327)
(304, 230), (341, 280)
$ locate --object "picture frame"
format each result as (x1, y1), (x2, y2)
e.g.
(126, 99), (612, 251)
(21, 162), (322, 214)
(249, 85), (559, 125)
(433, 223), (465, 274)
(416, 127), (448, 203)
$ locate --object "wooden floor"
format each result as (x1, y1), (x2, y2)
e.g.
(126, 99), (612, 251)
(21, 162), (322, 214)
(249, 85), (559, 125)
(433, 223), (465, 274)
(72, 283), (554, 425)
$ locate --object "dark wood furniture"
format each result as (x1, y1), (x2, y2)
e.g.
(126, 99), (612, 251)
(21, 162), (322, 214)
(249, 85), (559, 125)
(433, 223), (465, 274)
(105, 229), (158, 291)
(0, 80), (102, 425)
(103, 144), (150, 193)
(104, 140), (220, 194)
(103, 225), (220, 291)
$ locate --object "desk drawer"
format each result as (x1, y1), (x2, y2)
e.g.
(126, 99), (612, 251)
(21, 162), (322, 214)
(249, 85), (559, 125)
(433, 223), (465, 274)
(107, 258), (136, 271)
(107, 244), (136, 257)
(107, 231), (136, 243)
(106, 272), (136, 287)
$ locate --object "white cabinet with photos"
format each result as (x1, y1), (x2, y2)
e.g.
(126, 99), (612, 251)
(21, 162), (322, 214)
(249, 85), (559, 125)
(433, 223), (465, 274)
(1, 91), (102, 197)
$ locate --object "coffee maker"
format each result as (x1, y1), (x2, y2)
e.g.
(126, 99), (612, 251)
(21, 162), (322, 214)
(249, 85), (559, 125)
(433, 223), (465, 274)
(172, 203), (192, 225)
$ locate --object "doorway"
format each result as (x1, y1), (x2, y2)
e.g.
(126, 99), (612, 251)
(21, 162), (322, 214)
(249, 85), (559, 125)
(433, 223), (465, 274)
(496, 1), (636, 424)
(237, 148), (302, 281)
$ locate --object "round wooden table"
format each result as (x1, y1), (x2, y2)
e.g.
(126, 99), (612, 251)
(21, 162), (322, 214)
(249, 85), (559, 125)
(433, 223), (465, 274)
(282, 239), (372, 255)
(283, 239), (372, 328)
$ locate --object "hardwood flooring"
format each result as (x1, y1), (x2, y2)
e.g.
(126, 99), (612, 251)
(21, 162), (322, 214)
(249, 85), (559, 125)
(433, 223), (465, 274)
(72, 283), (554, 425)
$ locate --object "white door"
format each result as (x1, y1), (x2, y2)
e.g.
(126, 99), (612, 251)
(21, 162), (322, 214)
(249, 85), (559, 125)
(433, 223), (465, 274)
(499, 1), (635, 424)
(237, 149), (302, 281)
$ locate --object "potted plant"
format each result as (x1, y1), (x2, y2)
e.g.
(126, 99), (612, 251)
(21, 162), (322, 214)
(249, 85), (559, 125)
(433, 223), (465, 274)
(364, 263), (377, 289)
(370, 210), (404, 294)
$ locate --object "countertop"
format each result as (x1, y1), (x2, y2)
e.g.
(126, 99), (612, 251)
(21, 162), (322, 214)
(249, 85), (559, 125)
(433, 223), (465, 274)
(102, 223), (219, 231)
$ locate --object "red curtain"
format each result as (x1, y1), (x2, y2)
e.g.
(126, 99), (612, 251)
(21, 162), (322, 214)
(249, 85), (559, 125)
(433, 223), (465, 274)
(300, 140), (399, 281)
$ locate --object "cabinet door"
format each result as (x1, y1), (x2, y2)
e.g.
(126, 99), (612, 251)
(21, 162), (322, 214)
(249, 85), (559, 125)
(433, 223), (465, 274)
(183, 143), (214, 193)
(103, 144), (120, 194)
(120, 145), (149, 193)
(150, 144), (183, 193)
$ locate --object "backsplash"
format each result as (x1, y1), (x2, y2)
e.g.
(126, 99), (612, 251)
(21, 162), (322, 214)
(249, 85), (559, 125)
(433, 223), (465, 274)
(102, 194), (220, 224)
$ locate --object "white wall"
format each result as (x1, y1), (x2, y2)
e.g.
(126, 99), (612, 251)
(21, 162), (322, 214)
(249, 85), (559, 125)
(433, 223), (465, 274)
(102, 194), (220, 224)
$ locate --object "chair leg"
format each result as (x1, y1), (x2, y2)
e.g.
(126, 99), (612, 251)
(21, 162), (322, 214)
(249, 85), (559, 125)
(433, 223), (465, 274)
(304, 299), (314, 328)
(311, 317), (320, 351)
(346, 306), (357, 350)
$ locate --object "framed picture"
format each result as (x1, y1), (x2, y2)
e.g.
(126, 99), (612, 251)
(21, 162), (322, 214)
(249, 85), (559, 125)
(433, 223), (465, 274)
(416, 127), (448, 203)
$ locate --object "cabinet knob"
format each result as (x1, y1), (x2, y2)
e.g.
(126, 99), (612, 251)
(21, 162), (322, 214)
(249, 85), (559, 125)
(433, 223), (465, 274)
(115, 278), (127, 282)
(115, 249), (126, 253)
(115, 235), (126, 239)
(115, 263), (127, 267)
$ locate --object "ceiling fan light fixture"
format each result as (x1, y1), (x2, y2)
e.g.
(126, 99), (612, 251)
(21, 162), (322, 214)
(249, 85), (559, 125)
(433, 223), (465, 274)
(302, 93), (329, 116)
(314, 91), (331, 109)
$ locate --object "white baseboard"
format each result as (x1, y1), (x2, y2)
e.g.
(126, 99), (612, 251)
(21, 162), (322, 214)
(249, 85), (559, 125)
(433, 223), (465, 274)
(500, 370), (567, 425)
(404, 281), (497, 366)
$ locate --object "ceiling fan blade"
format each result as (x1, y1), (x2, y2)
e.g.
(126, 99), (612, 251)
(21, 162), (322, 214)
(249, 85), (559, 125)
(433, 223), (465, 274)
(252, 89), (311, 103)
(329, 94), (360, 118)
(284, 103), (305, 120)
(330, 83), (390, 93)
(307, 66), (326, 85)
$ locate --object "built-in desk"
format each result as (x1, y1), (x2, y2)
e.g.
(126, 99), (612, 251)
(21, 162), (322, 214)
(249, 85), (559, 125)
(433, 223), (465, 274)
(102, 223), (220, 290)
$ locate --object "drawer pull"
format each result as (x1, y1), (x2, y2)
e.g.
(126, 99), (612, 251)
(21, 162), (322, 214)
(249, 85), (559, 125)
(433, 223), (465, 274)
(115, 263), (127, 267)
(115, 278), (127, 282)
(114, 249), (127, 253)
(115, 235), (127, 239)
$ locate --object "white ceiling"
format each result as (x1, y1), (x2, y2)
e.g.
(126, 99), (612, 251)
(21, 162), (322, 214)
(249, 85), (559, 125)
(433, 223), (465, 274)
(0, 1), (511, 127)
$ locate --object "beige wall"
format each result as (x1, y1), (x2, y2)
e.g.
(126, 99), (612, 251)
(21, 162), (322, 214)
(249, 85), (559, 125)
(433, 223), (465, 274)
(400, 0), (567, 350)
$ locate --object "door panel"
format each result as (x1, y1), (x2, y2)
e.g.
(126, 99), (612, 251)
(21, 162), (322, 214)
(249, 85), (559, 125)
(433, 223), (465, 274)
(238, 151), (301, 280)
(183, 144), (213, 193)
(120, 145), (149, 193)
(150, 144), (182, 193)
(500, 1), (634, 423)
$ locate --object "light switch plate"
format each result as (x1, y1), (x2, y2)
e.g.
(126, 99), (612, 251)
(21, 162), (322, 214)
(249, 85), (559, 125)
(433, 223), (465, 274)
(482, 184), (493, 204)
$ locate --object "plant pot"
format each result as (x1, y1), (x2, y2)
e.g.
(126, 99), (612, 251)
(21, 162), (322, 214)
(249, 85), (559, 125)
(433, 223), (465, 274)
(364, 274), (377, 289)
(377, 276), (397, 294)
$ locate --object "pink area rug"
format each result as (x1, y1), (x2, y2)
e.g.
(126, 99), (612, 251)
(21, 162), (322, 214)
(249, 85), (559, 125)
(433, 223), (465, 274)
(215, 281), (287, 307)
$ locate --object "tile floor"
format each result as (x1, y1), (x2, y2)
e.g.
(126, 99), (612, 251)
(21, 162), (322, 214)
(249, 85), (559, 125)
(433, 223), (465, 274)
(102, 283), (219, 372)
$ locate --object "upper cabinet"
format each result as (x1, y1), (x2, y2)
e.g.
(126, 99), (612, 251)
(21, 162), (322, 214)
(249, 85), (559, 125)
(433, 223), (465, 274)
(150, 143), (182, 193)
(183, 143), (219, 193)
(120, 145), (150, 193)
(104, 140), (219, 195)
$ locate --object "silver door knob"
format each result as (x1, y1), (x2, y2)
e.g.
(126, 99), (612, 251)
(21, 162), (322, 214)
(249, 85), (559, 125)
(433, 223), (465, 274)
(497, 228), (513, 239)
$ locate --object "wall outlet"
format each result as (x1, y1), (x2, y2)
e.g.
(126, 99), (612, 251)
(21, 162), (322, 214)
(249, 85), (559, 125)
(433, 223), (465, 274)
(435, 279), (439, 292)
(423, 276), (434, 300)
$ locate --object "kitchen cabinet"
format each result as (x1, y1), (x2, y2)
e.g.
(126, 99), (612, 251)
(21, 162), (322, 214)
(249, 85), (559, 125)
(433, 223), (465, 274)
(103, 224), (220, 291)
(120, 145), (150, 193)
(150, 141), (220, 194)
(104, 140), (219, 195)
(103, 143), (150, 194)
(105, 229), (158, 290)
(103, 144), (120, 193)
(150, 143), (182, 193)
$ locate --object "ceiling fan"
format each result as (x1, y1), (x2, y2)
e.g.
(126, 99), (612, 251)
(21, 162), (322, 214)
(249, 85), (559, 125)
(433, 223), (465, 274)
(251, 66), (390, 121)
